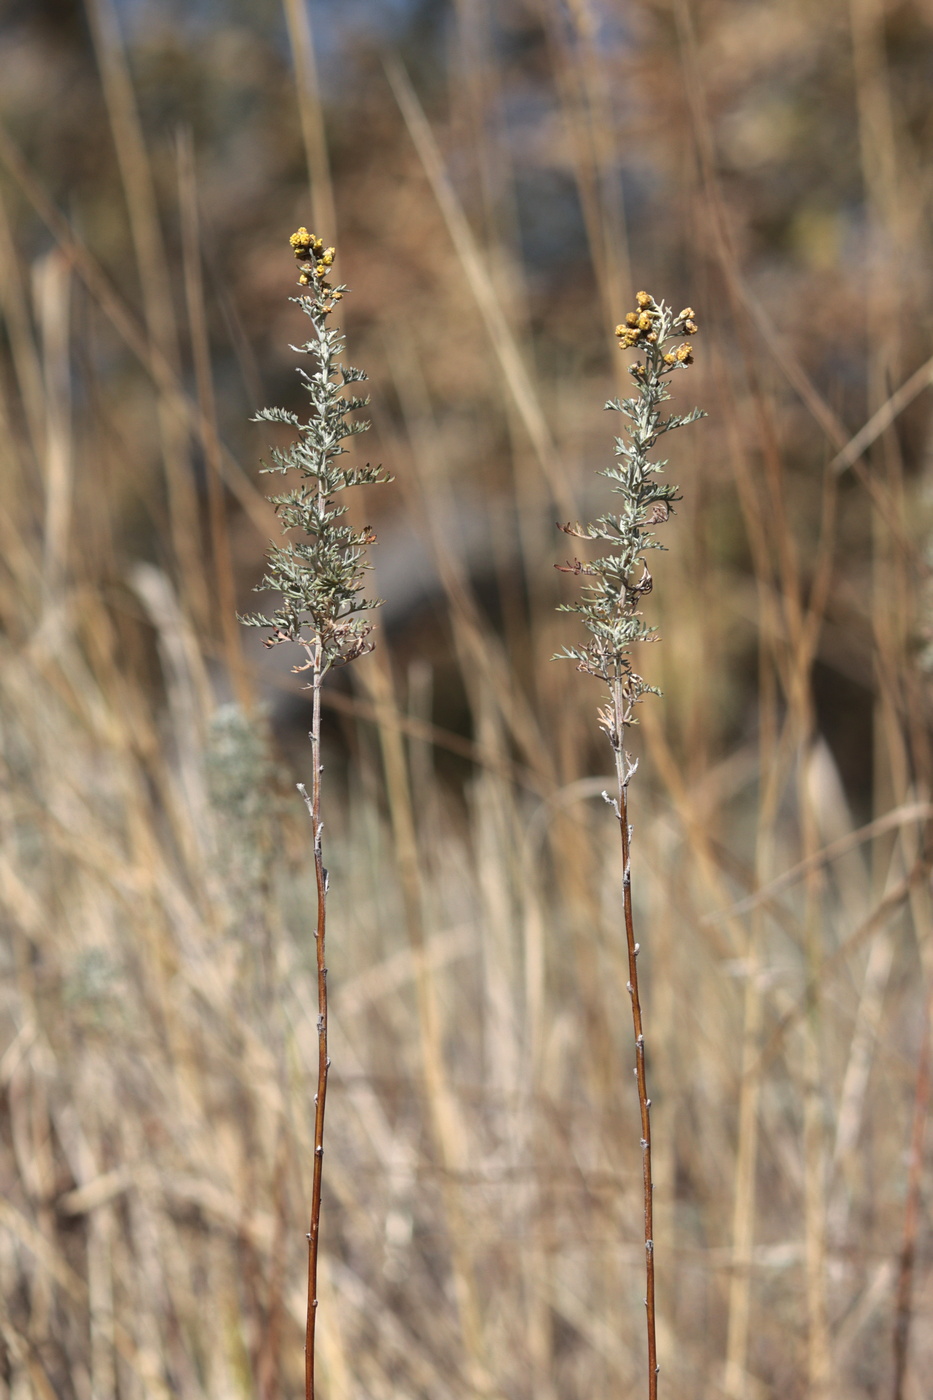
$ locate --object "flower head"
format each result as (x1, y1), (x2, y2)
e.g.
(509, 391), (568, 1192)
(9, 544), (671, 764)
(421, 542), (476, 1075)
(289, 228), (341, 312)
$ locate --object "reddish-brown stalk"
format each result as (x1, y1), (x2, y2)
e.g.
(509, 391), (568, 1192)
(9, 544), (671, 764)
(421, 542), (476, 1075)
(298, 656), (328, 1400)
(612, 682), (658, 1400)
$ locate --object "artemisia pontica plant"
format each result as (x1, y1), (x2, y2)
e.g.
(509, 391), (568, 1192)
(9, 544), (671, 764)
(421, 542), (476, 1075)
(556, 291), (704, 1400)
(241, 228), (391, 1400)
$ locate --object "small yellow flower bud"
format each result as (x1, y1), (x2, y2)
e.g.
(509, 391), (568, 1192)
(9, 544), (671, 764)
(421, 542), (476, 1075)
(298, 272), (312, 285)
(675, 343), (693, 363)
(678, 307), (695, 321)
(625, 311), (640, 327)
(684, 319), (698, 335)
(646, 332), (658, 343)
(321, 248), (335, 266)
(635, 290), (653, 308)
(663, 352), (677, 364)
(637, 312), (654, 330)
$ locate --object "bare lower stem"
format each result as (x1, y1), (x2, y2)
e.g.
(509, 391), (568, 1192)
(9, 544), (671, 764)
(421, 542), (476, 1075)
(612, 688), (657, 1400)
(299, 665), (329, 1400)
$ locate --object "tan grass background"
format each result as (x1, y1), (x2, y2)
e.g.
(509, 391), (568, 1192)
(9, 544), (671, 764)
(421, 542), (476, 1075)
(1, 1), (933, 1396)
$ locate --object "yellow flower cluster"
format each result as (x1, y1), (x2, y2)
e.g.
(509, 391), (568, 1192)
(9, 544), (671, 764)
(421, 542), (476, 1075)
(289, 227), (339, 293)
(615, 290), (662, 348)
(614, 291), (698, 368)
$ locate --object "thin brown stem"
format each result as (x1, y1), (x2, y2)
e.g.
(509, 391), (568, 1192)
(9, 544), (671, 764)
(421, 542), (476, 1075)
(298, 662), (329, 1400)
(612, 682), (657, 1400)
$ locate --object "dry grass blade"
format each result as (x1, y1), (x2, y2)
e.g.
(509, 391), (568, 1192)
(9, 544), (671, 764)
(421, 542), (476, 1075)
(705, 802), (933, 923)
(176, 127), (251, 708)
(33, 249), (72, 604)
(384, 53), (575, 522)
(0, 119), (272, 537)
(830, 353), (933, 474)
(283, 0), (337, 241)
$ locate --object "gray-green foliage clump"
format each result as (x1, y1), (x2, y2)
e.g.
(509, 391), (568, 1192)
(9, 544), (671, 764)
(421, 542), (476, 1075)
(206, 702), (281, 907)
(556, 291), (705, 726)
(240, 228), (392, 671)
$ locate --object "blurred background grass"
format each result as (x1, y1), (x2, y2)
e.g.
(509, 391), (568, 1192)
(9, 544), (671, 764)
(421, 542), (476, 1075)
(2, 0), (933, 1396)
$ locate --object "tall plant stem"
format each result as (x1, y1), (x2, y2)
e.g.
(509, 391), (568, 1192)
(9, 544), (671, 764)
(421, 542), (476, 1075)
(299, 662), (329, 1400)
(612, 683), (657, 1400)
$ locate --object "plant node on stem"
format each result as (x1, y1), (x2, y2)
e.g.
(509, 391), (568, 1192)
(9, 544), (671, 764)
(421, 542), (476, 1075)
(555, 291), (705, 1400)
